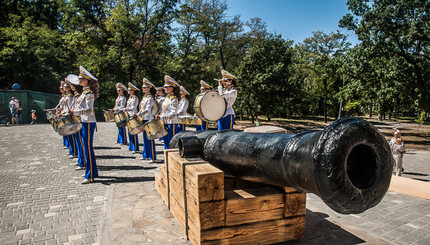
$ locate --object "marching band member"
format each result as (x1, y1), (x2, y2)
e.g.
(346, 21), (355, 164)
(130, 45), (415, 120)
(70, 66), (99, 184)
(61, 79), (77, 159)
(155, 87), (166, 114)
(68, 75), (86, 170)
(177, 86), (190, 132)
(54, 83), (68, 149)
(217, 70), (237, 130)
(156, 75), (180, 149)
(196, 80), (212, 131)
(138, 78), (157, 162)
(111, 83), (128, 145)
(124, 82), (140, 153)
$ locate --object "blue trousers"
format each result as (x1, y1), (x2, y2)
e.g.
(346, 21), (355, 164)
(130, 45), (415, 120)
(218, 114), (234, 130)
(63, 136), (68, 147)
(163, 124), (179, 149)
(178, 124), (186, 132)
(128, 131), (139, 151)
(68, 134), (77, 156)
(117, 126), (127, 144)
(196, 121), (208, 131)
(81, 122), (98, 179)
(74, 130), (85, 167)
(142, 128), (157, 160)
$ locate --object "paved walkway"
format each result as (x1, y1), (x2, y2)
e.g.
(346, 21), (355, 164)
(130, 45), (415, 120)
(0, 122), (429, 245)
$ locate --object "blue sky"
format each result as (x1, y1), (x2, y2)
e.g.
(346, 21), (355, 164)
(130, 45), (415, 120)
(226, 0), (359, 45)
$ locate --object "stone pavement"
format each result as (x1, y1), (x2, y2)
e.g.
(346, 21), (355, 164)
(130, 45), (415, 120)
(0, 122), (429, 245)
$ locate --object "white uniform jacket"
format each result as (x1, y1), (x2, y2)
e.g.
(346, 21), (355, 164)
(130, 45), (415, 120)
(55, 95), (67, 113)
(113, 95), (126, 112)
(160, 94), (179, 124)
(124, 95), (139, 117)
(177, 98), (189, 116)
(218, 85), (237, 117)
(156, 96), (166, 114)
(61, 93), (74, 116)
(138, 94), (156, 121)
(73, 87), (96, 123)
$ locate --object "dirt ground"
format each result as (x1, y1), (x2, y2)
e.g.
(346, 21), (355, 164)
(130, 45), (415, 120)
(233, 117), (430, 151)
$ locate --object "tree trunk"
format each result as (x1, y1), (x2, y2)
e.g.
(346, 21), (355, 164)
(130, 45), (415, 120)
(323, 79), (327, 123)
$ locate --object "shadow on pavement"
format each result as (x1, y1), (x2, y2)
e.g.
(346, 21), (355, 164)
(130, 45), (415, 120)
(96, 176), (155, 185)
(94, 146), (121, 150)
(403, 172), (428, 176)
(96, 155), (136, 159)
(285, 210), (366, 245)
(97, 165), (157, 171)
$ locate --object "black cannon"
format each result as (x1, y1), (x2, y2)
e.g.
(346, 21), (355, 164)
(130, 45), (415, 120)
(170, 117), (394, 214)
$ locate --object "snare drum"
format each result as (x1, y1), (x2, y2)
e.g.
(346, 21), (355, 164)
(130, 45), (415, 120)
(143, 119), (168, 140)
(114, 111), (128, 128)
(56, 115), (82, 136)
(178, 115), (203, 126)
(194, 91), (227, 122)
(103, 110), (115, 122)
(127, 117), (145, 135)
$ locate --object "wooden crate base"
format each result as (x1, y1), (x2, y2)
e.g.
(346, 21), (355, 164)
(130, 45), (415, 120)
(155, 150), (306, 245)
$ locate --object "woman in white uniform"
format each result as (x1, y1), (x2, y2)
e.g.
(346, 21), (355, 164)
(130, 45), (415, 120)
(138, 78), (158, 162)
(217, 70), (237, 130)
(124, 82), (140, 153)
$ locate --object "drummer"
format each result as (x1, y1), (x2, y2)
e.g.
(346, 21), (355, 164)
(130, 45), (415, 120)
(138, 78), (157, 162)
(177, 86), (190, 132)
(155, 87), (166, 114)
(55, 83), (69, 149)
(68, 75), (86, 170)
(156, 75), (180, 149)
(111, 83), (128, 146)
(124, 82), (140, 154)
(217, 70), (237, 130)
(196, 80), (212, 131)
(70, 66), (99, 184)
(61, 79), (78, 159)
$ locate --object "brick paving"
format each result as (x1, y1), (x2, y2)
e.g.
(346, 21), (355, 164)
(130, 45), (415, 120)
(0, 122), (429, 245)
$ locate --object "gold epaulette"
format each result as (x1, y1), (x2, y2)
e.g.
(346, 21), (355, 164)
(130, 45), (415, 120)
(83, 89), (93, 95)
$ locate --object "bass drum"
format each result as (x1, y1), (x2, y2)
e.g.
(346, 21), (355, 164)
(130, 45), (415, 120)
(143, 119), (168, 140)
(194, 91), (226, 122)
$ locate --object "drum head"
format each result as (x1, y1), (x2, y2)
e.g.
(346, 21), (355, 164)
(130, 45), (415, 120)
(199, 91), (226, 122)
(148, 130), (167, 140)
(58, 123), (82, 136)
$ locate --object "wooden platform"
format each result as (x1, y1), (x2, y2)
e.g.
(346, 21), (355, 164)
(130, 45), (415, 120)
(155, 149), (306, 245)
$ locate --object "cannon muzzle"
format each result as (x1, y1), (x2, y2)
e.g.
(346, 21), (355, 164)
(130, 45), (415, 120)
(171, 117), (394, 214)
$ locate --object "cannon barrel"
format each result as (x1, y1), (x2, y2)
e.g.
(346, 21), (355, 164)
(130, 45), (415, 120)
(171, 117), (394, 214)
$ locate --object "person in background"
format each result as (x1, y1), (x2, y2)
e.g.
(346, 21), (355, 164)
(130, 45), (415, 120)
(70, 66), (99, 184)
(389, 130), (405, 176)
(217, 70), (238, 130)
(9, 97), (18, 125)
(30, 110), (37, 124)
(124, 82), (140, 154)
(196, 80), (212, 131)
(111, 83), (128, 145)
(138, 78), (158, 162)
(156, 75), (180, 149)
(177, 86), (190, 132)
(15, 99), (22, 124)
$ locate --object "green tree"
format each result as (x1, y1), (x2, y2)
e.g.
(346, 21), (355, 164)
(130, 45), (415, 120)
(236, 34), (294, 122)
(340, 0), (430, 112)
(295, 31), (350, 123)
